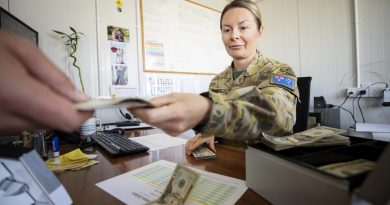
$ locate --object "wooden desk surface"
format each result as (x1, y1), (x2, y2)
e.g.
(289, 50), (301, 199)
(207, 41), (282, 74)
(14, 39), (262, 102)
(57, 128), (270, 205)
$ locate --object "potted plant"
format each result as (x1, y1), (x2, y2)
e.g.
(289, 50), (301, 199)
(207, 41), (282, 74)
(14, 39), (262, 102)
(53, 26), (85, 93)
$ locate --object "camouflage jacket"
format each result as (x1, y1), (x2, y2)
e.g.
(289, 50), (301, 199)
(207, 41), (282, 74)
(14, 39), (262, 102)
(196, 51), (299, 142)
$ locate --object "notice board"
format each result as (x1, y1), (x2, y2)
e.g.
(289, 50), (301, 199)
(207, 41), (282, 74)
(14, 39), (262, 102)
(140, 0), (231, 75)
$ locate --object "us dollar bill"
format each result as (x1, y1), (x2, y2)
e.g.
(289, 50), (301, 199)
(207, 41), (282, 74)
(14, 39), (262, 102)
(75, 97), (154, 111)
(301, 134), (350, 147)
(192, 146), (216, 160)
(262, 126), (348, 151)
(300, 126), (346, 138)
(318, 159), (376, 178)
(147, 164), (200, 205)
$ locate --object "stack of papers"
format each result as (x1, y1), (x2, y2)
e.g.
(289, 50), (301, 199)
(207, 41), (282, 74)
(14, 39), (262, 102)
(46, 149), (98, 173)
(96, 160), (247, 205)
(130, 133), (188, 151)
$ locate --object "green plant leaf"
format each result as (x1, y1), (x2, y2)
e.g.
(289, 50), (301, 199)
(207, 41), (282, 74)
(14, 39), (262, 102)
(53, 30), (66, 35)
(70, 26), (76, 34)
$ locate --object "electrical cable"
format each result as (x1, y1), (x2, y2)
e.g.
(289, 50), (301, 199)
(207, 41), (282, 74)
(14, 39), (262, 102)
(352, 97), (356, 116)
(356, 81), (388, 123)
(362, 82), (389, 91)
(339, 92), (351, 107)
(333, 105), (357, 124)
(335, 92), (357, 123)
(357, 94), (365, 123)
(119, 108), (132, 120)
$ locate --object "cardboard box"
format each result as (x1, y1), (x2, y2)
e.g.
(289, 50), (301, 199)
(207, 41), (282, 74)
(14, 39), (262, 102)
(246, 137), (389, 205)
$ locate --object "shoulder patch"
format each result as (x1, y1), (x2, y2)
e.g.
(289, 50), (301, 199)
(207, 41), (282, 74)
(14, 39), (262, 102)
(270, 74), (295, 91)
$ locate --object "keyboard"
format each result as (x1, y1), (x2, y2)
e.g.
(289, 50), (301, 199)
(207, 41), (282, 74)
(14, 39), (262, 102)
(91, 132), (149, 157)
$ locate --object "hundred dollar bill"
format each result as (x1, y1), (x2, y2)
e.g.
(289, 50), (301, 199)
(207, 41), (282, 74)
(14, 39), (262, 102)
(318, 159), (375, 178)
(147, 164), (200, 205)
(75, 97), (154, 111)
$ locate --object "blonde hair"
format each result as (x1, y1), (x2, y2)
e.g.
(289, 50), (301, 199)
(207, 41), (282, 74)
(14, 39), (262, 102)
(220, 0), (263, 30)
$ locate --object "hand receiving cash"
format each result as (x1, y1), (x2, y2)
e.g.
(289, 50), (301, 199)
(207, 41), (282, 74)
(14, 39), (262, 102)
(75, 97), (154, 111)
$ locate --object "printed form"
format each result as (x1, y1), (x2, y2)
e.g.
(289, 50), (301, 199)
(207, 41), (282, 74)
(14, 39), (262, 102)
(96, 160), (247, 205)
(130, 133), (188, 151)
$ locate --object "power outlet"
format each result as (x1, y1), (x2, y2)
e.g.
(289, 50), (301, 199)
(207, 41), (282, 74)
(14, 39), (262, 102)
(346, 86), (386, 98)
(368, 86), (384, 98)
(346, 87), (368, 97)
(384, 88), (390, 102)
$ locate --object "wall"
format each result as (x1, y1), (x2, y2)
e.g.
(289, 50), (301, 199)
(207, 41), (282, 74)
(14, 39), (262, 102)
(0, 0), (7, 10)
(353, 0), (390, 125)
(3, 0), (389, 127)
(6, 0), (99, 97)
(297, 0), (358, 128)
(258, 0), (300, 73)
(259, 0), (390, 128)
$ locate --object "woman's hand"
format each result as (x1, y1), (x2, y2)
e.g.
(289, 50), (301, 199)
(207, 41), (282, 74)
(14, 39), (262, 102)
(185, 134), (215, 156)
(129, 93), (212, 136)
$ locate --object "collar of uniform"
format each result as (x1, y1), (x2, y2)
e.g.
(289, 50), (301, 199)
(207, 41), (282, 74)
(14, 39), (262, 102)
(246, 50), (263, 77)
(221, 51), (262, 79)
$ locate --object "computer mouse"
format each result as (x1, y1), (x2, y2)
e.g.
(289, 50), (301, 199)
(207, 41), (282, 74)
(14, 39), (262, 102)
(105, 128), (125, 135)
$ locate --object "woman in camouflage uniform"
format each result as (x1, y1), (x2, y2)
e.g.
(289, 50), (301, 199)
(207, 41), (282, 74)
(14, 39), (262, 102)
(130, 0), (299, 154)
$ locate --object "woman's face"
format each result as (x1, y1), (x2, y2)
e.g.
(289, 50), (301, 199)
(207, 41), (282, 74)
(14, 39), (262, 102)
(221, 8), (262, 61)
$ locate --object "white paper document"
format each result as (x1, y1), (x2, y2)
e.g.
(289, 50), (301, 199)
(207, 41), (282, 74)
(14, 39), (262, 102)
(96, 160), (247, 205)
(356, 123), (390, 133)
(130, 133), (188, 151)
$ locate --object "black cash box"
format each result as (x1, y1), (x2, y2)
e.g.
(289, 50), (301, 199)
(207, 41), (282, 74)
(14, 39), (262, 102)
(246, 137), (390, 205)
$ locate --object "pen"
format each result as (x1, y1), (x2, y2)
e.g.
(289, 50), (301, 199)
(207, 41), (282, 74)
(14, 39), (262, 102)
(52, 135), (61, 164)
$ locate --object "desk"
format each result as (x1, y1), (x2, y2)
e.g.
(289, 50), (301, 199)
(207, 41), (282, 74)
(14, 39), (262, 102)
(57, 128), (269, 205)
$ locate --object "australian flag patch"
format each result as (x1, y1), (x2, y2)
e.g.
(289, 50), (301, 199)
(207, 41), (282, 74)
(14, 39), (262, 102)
(270, 74), (295, 91)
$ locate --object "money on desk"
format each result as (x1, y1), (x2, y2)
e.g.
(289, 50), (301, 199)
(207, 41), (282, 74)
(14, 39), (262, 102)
(192, 146), (217, 160)
(147, 164), (200, 205)
(75, 97), (154, 111)
(318, 159), (376, 178)
(262, 126), (348, 151)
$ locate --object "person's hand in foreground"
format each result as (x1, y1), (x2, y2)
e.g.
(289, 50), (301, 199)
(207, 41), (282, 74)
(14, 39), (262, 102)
(129, 93), (212, 136)
(185, 134), (216, 156)
(0, 30), (92, 136)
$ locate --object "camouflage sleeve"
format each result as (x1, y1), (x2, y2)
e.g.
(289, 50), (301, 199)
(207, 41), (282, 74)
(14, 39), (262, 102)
(198, 86), (297, 141)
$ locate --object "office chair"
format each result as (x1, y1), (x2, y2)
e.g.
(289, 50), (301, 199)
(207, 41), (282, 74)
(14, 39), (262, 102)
(293, 77), (312, 133)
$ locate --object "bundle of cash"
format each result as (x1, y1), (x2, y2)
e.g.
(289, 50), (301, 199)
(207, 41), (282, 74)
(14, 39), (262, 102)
(300, 134), (350, 147)
(147, 164), (200, 205)
(192, 146), (216, 160)
(262, 126), (348, 151)
(318, 159), (376, 178)
(75, 97), (154, 111)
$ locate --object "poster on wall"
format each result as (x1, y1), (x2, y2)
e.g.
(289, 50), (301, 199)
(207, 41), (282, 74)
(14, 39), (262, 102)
(112, 65), (128, 85)
(110, 42), (128, 65)
(144, 40), (165, 71)
(107, 25), (138, 97)
(107, 25), (129, 42)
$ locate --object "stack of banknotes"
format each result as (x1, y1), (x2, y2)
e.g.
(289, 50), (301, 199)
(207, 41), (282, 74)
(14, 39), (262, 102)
(262, 126), (350, 151)
(75, 97), (154, 111)
(192, 146), (217, 160)
(147, 164), (200, 205)
(318, 159), (376, 178)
